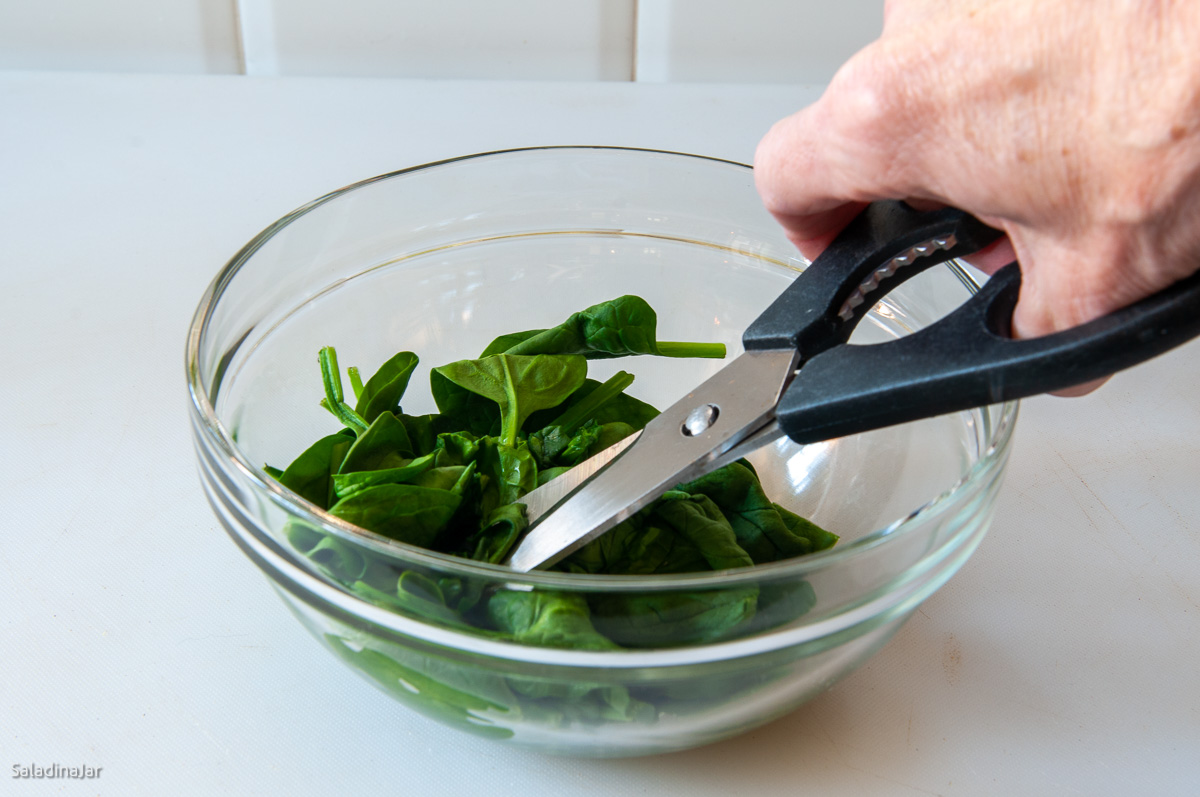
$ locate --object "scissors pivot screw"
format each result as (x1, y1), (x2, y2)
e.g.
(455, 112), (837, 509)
(681, 404), (720, 436)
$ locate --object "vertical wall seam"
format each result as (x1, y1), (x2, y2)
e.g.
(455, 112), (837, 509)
(633, 0), (669, 82)
(232, 0), (248, 75)
(631, 0), (639, 81)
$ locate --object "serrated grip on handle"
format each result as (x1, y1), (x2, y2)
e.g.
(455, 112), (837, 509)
(775, 263), (1200, 445)
(743, 201), (1003, 359)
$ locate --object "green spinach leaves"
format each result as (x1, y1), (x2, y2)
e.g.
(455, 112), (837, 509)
(267, 295), (836, 662)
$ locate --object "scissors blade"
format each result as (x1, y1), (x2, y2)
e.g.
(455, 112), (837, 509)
(519, 431), (641, 526)
(505, 349), (798, 572)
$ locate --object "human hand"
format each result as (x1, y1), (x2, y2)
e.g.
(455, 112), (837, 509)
(755, 0), (1200, 352)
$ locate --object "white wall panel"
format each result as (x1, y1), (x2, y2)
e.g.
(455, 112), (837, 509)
(638, 0), (884, 84)
(0, 0), (240, 74)
(258, 0), (635, 80)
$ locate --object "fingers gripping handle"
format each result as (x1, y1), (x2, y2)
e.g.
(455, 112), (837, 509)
(775, 264), (1200, 445)
(742, 201), (1003, 359)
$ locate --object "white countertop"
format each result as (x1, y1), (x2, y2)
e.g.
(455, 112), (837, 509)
(2, 71), (1197, 796)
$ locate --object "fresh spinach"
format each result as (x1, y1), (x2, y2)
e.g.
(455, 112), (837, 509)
(328, 484), (461, 547)
(276, 431), (354, 509)
(267, 295), (837, 729)
(433, 353), (587, 447)
(354, 351), (418, 423)
(481, 295), (726, 360)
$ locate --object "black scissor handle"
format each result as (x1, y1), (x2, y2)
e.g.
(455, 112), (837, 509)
(775, 262), (1200, 445)
(743, 201), (1003, 359)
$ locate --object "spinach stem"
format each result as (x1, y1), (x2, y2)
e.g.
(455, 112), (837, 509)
(654, 341), (727, 359)
(319, 347), (368, 432)
(348, 366), (364, 401)
(547, 371), (635, 434)
(499, 354), (519, 447)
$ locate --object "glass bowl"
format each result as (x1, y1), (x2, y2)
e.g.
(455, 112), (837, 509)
(187, 147), (1016, 757)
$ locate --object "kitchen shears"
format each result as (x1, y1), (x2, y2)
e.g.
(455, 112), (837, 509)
(506, 201), (1200, 572)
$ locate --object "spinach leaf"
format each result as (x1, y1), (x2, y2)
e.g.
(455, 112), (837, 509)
(676, 462), (838, 563)
(354, 351), (419, 423)
(528, 370), (634, 463)
(649, 491), (755, 571)
(560, 517), (709, 576)
(557, 421), (604, 465)
(411, 464), (471, 492)
(483, 295), (726, 360)
(349, 571), (483, 632)
(538, 370), (633, 432)
(330, 450), (442, 501)
(739, 579), (818, 636)
(525, 376), (660, 435)
(588, 588), (758, 648)
(288, 521), (368, 582)
(487, 590), (618, 651)
(324, 635), (515, 740)
(479, 329), (542, 357)
(775, 503), (839, 553)
(396, 413), (440, 456)
(328, 484), (461, 547)
(466, 502), (527, 564)
(536, 465), (571, 486)
(276, 432), (354, 509)
(434, 430), (480, 465)
(559, 496), (758, 646)
(268, 293), (836, 690)
(338, 411), (414, 473)
(427, 371), (500, 438)
(433, 353), (586, 446)
(477, 438), (538, 515)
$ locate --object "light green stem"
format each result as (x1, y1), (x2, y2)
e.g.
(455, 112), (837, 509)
(654, 341), (727, 359)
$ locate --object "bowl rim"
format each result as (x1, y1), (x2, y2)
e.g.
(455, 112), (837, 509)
(187, 146), (1017, 602)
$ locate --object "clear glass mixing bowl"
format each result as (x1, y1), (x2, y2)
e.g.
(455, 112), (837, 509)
(187, 147), (1016, 756)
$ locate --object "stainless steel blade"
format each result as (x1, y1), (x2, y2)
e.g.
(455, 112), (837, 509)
(519, 430), (641, 525)
(519, 419), (788, 527)
(505, 349), (798, 572)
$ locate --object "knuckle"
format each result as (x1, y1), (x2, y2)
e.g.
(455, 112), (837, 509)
(820, 44), (931, 196)
(753, 121), (799, 215)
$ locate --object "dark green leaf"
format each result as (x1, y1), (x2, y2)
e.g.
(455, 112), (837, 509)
(559, 517), (709, 576)
(397, 413), (440, 456)
(328, 484), (461, 547)
(324, 635), (515, 740)
(434, 430), (480, 465)
(651, 491), (754, 571)
(354, 351), (419, 423)
(467, 502), (527, 564)
(536, 465), (571, 486)
(411, 464), (470, 492)
(330, 450), (442, 501)
(524, 377), (659, 438)
(588, 588), (757, 648)
(478, 438), (538, 513)
(428, 371), (501, 438)
(338, 411), (414, 473)
(676, 462), (837, 563)
(433, 353), (586, 446)
(775, 503), (839, 552)
(487, 590), (618, 651)
(276, 432), (353, 509)
(497, 295), (726, 360)
(479, 329), (543, 357)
